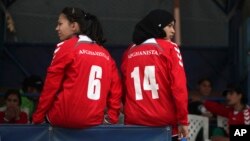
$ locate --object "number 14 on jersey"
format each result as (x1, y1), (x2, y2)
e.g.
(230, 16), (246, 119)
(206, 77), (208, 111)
(131, 66), (159, 100)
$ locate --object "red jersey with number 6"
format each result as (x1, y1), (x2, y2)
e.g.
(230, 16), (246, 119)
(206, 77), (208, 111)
(32, 35), (122, 128)
(121, 38), (188, 134)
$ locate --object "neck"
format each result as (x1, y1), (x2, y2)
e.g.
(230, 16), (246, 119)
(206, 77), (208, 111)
(234, 103), (245, 111)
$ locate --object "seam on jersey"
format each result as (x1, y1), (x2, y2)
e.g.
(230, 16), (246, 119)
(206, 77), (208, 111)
(74, 41), (94, 48)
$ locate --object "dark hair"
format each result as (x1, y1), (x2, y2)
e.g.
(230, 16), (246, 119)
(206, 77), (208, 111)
(223, 84), (247, 105)
(61, 7), (106, 45)
(5, 89), (22, 106)
(22, 75), (43, 92)
(198, 77), (213, 87)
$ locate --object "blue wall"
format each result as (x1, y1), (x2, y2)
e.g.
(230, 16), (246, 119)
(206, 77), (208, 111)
(6, 0), (228, 46)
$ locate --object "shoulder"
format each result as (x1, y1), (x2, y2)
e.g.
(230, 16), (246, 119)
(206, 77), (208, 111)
(20, 111), (28, 117)
(159, 40), (182, 56)
(124, 43), (136, 54)
(55, 36), (79, 54)
(155, 39), (182, 56)
(128, 43), (136, 49)
(243, 106), (250, 124)
(100, 45), (113, 61)
(156, 39), (177, 47)
(91, 44), (111, 57)
(56, 36), (79, 49)
(99, 44), (109, 52)
(244, 105), (250, 112)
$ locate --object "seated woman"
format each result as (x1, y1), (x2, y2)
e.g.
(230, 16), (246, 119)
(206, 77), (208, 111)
(204, 85), (250, 141)
(188, 78), (216, 140)
(189, 78), (214, 117)
(0, 89), (29, 123)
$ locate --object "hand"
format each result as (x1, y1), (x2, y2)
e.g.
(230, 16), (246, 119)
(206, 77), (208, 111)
(103, 114), (111, 125)
(5, 107), (19, 121)
(178, 125), (189, 139)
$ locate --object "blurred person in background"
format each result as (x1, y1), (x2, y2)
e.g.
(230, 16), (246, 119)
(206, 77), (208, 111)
(190, 78), (213, 101)
(0, 89), (29, 123)
(32, 7), (122, 128)
(203, 84), (250, 141)
(21, 75), (43, 120)
(189, 78), (225, 140)
(189, 78), (214, 117)
(121, 9), (188, 141)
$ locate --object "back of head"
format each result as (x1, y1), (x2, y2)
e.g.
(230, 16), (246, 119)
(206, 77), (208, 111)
(223, 84), (247, 105)
(22, 75), (43, 93)
(133, 9), (175, 45)
(61, 7), (106, 45)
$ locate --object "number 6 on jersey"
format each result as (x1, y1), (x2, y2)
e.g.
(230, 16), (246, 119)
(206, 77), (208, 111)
(87, 65), (102, 100)
(131, 66), (159, 100)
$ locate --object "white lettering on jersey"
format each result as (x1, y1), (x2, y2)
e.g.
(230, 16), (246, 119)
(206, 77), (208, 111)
(87, 65), (102, 100)
(128, 50), (159, 59)
(131, 66), (159, 100)
(79, 49), (110, 60)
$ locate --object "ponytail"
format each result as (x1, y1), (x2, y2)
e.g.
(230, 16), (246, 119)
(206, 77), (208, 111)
(83, 13), (106, 45)
(61, 7), (106, 45)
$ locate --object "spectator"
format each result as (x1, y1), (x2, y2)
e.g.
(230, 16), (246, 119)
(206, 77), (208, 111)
(121, 9), (188, 141)
(189, 78), (213, 102)
(0, 89), (29, 123)
(21, 75), (43, 119)
(204, 85), (250, 141)
(189, 78), (214, 117)
(32, 7), (122, 128)
(188, 78), (221, 140)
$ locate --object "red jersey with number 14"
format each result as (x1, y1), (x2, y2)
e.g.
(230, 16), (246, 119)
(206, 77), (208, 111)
(121, 38), (188, 134)
(32, 35), (122, 128)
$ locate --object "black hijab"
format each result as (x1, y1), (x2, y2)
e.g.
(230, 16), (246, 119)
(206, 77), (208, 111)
(133, 9), (175, 45)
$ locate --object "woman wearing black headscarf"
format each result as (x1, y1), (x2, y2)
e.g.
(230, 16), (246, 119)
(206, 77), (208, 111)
(121, 9), (189, 141)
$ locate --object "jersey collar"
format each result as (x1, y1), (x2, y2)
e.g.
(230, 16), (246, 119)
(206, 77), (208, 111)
(142, 38), (157, 44)
(78, 35), (93, 42)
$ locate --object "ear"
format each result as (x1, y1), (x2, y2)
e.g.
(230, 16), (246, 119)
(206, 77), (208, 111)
(71, 22), (80, 33)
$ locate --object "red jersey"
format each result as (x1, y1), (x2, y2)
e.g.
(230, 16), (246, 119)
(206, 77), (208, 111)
(121, 38), (188, 134)
(32, 35), (122, 128)
(0, 111), (28, 124)
(204, 101), (250, 125)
